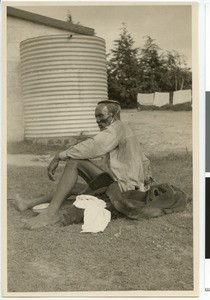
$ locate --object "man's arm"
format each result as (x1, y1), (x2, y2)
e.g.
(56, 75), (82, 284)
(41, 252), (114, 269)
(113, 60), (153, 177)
(58, 127), (119, 160)
(47, 127), (119, 180)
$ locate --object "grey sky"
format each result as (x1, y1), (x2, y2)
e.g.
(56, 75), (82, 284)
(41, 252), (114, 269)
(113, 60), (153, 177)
(19, 4), (192, 67)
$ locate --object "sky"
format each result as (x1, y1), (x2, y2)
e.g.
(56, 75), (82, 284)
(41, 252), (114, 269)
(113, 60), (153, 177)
(18, 4), (192, 67)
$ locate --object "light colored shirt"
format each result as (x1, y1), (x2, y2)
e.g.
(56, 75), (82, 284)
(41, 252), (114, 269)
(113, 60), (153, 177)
(59, 120), (148, 192)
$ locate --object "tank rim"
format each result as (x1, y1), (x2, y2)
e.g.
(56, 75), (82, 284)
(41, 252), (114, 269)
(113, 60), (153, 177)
(20, 34), (105, 45)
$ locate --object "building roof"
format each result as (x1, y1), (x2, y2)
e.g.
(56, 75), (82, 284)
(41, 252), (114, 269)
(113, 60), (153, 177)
(7, 6), (94, 36)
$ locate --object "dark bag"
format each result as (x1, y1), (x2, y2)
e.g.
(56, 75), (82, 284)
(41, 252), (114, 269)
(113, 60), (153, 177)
(106, 182), (188, 220)
(61, 173), (188, 225)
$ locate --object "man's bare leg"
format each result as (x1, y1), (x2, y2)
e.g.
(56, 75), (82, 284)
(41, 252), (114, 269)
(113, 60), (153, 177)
(15, 192), (53, 212)
(15, 182), (86, 212)
(22, 159), (103, 229)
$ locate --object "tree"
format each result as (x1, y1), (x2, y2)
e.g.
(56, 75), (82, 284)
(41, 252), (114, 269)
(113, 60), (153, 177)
(159, 50), (192, 91)
(107, 31), (192, 108)
(166, 50), (192, 91)
(137, 36), (162, 93)
(107, 24), (140, 108)
(137, 38), (192, 93)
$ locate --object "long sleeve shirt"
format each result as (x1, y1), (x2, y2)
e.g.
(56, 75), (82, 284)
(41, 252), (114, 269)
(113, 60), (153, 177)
(59, 120), (148, 192)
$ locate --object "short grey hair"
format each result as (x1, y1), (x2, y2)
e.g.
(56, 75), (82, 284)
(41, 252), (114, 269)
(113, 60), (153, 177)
(97, 100), (121, 118)
(106, 103), (121, 118)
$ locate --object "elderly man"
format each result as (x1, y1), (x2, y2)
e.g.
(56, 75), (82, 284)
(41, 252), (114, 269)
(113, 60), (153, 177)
(16, 100), (152, 229)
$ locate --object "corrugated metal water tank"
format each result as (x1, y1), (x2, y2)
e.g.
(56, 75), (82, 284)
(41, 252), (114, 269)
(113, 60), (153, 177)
(20, 34), (107, 139)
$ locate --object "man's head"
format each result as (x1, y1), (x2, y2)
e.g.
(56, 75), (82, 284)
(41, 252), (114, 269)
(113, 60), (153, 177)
(95, 100), (121, 131)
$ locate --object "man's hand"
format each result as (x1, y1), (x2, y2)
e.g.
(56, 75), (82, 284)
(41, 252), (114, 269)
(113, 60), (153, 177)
(47, 154), (60, 181)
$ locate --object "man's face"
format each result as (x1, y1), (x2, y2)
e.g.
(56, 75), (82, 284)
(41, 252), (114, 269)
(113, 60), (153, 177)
(95, 104), (113, 131)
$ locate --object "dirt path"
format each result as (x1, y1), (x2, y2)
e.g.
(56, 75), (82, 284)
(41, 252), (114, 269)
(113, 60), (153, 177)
(7, 154), (53, 167)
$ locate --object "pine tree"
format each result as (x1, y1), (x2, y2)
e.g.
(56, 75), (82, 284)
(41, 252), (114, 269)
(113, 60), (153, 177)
(138, 36), (162, 93)
(107, 24), (139, 108)
(108, 31), (192, 107)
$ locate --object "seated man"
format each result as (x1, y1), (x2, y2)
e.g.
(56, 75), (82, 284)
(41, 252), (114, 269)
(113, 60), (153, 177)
(15, 100), (153, 229)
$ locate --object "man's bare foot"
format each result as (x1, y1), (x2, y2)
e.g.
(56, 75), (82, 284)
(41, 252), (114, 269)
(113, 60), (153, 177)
(14, 194), (29, 212)
(22, 211), (60, 230)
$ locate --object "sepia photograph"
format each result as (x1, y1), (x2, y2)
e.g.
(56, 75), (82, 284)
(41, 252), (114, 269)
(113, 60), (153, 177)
(3, 1), (198, 296)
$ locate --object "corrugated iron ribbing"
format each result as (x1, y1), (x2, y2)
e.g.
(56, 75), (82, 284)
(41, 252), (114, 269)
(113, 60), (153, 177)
(20, 34), (107, 138)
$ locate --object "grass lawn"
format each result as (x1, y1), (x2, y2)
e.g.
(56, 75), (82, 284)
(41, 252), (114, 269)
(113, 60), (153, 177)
(7, 152), (193, 292)
(6, 111), (193, 293)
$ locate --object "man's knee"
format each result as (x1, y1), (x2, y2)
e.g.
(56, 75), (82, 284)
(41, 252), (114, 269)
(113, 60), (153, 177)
(65, 159), (94, 183)
(65, 158), (83, 169)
